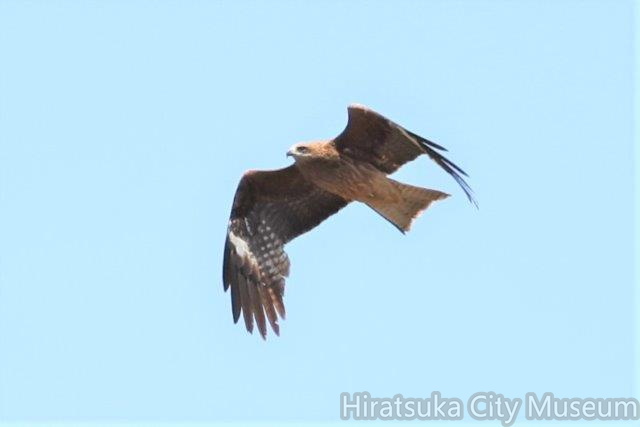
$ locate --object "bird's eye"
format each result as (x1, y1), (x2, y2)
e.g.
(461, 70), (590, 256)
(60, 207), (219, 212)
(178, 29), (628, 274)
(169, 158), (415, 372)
(297, 146), (309, 154)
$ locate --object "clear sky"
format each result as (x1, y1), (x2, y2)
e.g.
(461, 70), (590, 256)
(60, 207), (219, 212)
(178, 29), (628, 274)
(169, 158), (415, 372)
(0, 0), (636, 425)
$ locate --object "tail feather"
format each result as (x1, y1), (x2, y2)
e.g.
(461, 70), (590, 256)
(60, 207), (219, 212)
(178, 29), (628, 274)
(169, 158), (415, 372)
(366, 179), (449, 233)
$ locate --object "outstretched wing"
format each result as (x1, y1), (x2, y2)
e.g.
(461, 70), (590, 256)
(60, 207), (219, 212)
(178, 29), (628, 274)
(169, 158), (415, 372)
(223, 165), (348, 338)
(334, 104), (476, 206)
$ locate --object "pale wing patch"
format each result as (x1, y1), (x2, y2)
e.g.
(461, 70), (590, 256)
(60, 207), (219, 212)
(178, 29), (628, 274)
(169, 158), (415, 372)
(228, 230), (260, 271)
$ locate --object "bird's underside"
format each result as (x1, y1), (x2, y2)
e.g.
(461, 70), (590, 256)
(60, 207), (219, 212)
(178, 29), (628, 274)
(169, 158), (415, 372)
(223, 104), (476, 339)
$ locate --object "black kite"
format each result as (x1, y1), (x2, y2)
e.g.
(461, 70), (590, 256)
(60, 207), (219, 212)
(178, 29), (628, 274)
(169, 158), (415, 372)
(223, 104), (475, 338)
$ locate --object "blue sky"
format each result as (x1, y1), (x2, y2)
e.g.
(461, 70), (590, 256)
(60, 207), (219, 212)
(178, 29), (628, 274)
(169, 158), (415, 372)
(0, 0), (636, 425)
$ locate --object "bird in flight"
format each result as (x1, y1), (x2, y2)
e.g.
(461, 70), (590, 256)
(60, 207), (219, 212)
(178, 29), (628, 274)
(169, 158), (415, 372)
(223, 104), (475, 338)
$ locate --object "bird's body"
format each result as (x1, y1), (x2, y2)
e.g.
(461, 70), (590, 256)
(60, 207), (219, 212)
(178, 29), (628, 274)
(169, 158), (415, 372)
(292, 143), (448, 230)
(223, 104), (475, 338)
(293, 143), (386, 202)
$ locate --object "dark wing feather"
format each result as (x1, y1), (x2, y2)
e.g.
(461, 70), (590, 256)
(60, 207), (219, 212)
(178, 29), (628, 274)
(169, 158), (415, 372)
(334, 104), (477, 206)
(223, 165), (348, 339)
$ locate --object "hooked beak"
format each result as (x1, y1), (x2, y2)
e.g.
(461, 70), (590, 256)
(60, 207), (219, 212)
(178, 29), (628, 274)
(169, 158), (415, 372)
(286, 149), (293, 157)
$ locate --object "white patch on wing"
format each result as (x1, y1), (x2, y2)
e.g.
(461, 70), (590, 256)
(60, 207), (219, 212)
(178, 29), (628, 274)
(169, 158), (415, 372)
(229, 231), (259, 268)
(244, 218), (253, 235)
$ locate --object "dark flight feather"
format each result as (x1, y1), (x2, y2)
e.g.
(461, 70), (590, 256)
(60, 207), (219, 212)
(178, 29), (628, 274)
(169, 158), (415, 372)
(334, 104), (477, 206)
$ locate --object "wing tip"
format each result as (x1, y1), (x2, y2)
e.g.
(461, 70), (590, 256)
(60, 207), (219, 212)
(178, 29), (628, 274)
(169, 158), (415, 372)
(468, 193), (479, 209)
(413, 138), (478, 207)
(232, 280), (288, 339)
(407, 130), (448, 152)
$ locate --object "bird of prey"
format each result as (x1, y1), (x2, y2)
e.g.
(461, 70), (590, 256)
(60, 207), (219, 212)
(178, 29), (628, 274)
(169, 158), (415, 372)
(223, 104), (475, 338)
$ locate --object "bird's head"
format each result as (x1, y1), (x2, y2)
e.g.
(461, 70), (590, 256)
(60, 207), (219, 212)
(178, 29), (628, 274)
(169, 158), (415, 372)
(286, 141), (337, 162)
(286, 143), (315, 160)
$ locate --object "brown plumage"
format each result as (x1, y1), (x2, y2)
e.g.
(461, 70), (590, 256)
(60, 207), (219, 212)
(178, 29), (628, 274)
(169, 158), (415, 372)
(223, 104), (475, 338)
